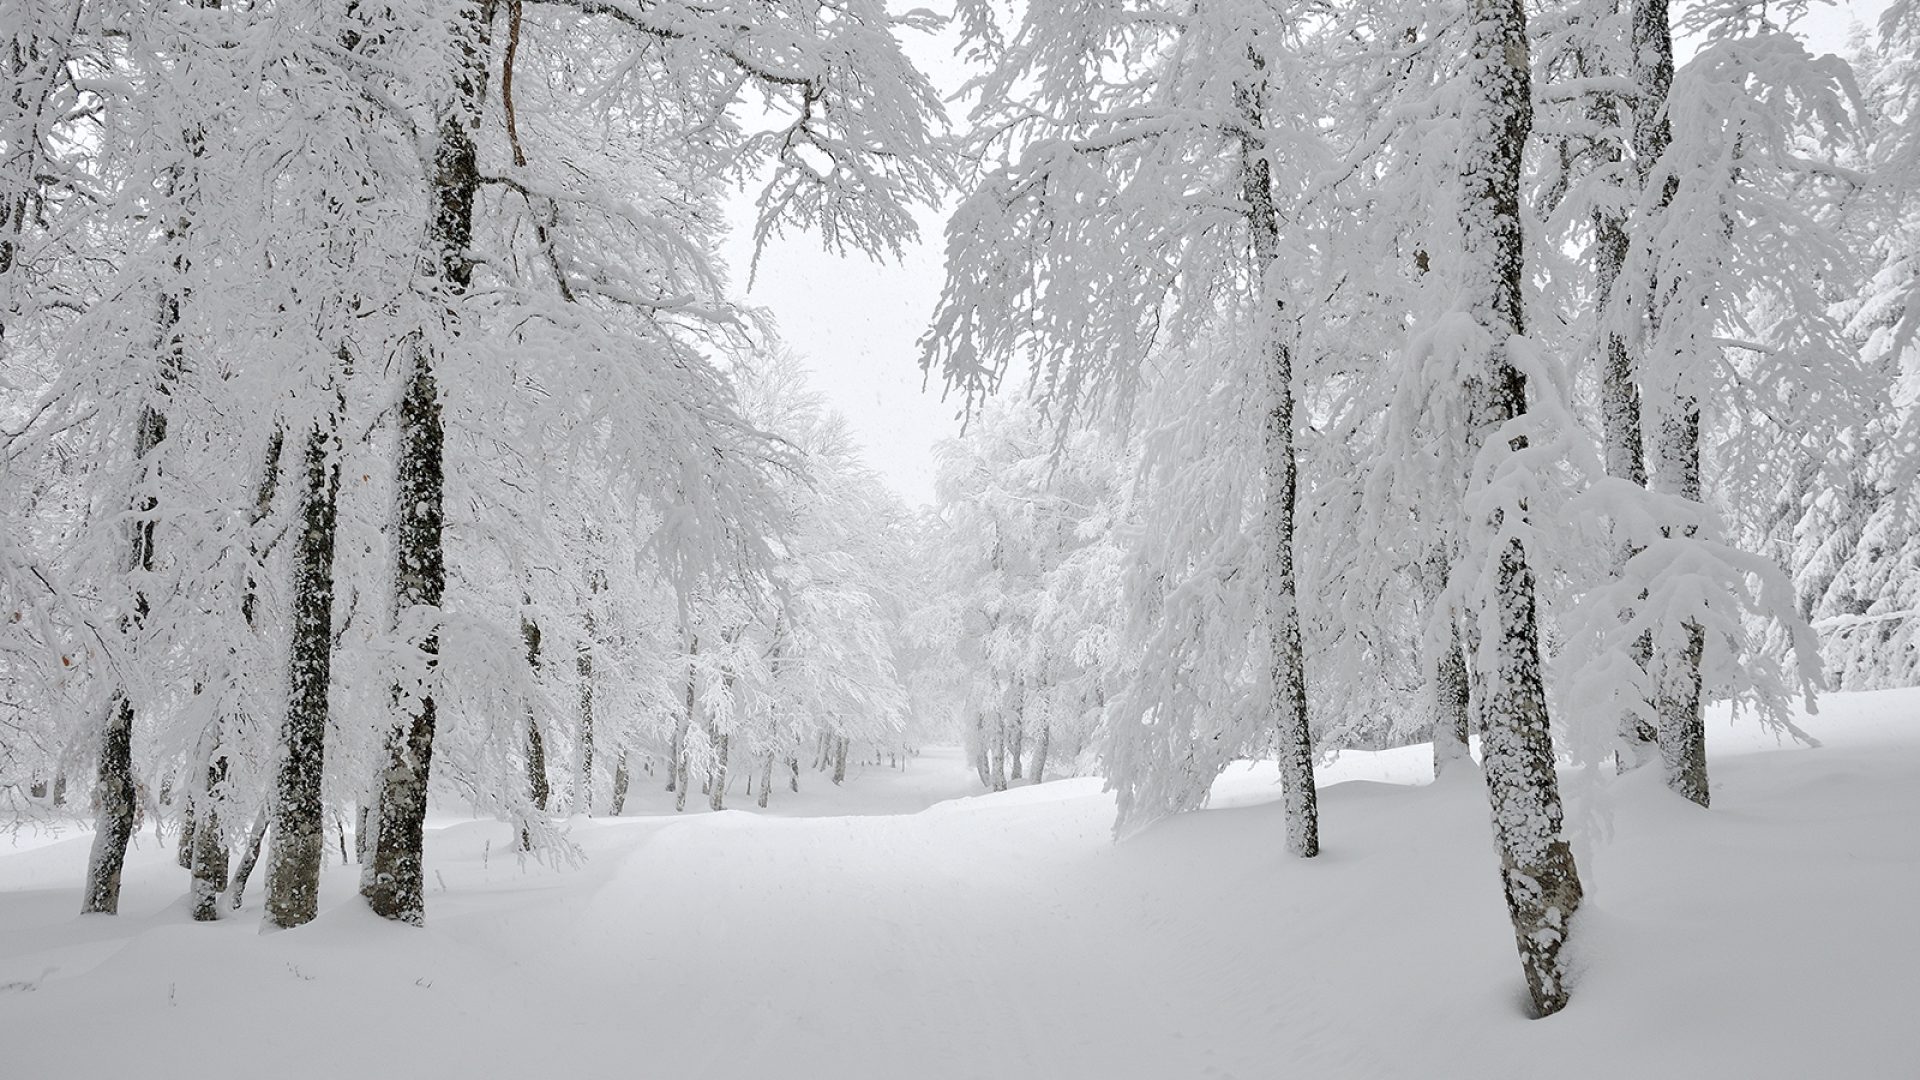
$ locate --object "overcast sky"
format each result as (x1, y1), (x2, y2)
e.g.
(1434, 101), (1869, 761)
(717, 0), (1890, 510)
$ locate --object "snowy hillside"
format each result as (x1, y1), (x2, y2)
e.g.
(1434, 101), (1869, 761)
(3, 688), (1913, 1079)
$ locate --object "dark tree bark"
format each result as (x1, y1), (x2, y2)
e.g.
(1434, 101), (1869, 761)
(227, 807), (269, 911)
(265, 410), (342, 929)
(189, 750), (228, 921)
(611, 751), (630, 815)
(84, 359), (174, 915)
(1461, 0), (1584, 1016)
(576, 611), (595, 816)
(1240, 46), (1318, 857)
(364, 6), (483, 924)
(81, 697), (137, 915)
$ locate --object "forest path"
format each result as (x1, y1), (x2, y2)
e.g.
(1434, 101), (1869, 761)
(3, 693), (1918, 1078)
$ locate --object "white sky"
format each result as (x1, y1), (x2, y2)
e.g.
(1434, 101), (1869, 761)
(718, 0), (1890, 510)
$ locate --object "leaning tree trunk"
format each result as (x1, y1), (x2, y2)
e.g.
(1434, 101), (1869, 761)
(265, 407), (342, 929)
(1461, 0), (1585, 1017)
(226, 806), (269, 911)
(1240, 49), (1319, 857)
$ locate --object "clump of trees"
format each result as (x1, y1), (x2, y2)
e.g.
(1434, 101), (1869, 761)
(6, 0), (1919, 1023)
(1, 0), (941, 928)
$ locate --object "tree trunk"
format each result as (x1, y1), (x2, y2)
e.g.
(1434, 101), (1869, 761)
(1421, 546), (1475, 777)
(1031, 715), (1051, 784)
(1653, 414), (1709, 805)
(189, 749), (228, 921)
(709, 731), (729, 811)
(82, 697), (137, 915)
(758, 752), (775, 808)
(972, 714), (991, 787)
(675, 640), (696, 812)
(227, 807), (270, 911)
(989, 720), (1007, 792)
(1627, 0), (1705, 804)
(1461, 0), (1583, 1016)
(177, 794), (196, 870)
(364, 346), (446, 923)
(265, 413), (341, 929)
(833, 735), (849, 786)
(1008, 681), (1026, 781)
(521, 610), (548, 851)
(576, 614), (595, 816)
(365, 7), (483, 922)
(1240, 50), (1318, 856)
(610, 751), (630, 815)
(788, 748), (800, 793)
(84, 393), (173, 914)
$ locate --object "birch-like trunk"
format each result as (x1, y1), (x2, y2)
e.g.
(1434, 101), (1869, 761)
(265, 408), (342, 929)
(1462, 0), (1584, 1016)
(1240, 50), (1318, 856)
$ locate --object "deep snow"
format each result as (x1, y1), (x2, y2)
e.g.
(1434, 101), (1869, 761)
(2, 690), (1915, 1079)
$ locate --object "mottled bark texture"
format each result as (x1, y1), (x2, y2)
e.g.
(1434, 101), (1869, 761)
(82, 697), (137, 914)
(189, 750), (228, 921)
(611, 752), (630, 815)
(1462, 0), (1584, 1016)
(365, 7), (482, 921)
(521, 611), (548, 850)
(84, 380), (173, 914)
(227, 807), (269, 911)
(265, 414), (342, 929)
(576, 615), (595, 815)
(1629, 0), (1707, 806)
(1240, 47), (1319, 857)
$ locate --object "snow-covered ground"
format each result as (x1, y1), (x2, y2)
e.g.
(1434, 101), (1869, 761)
(3, 690), (1915, 1079)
